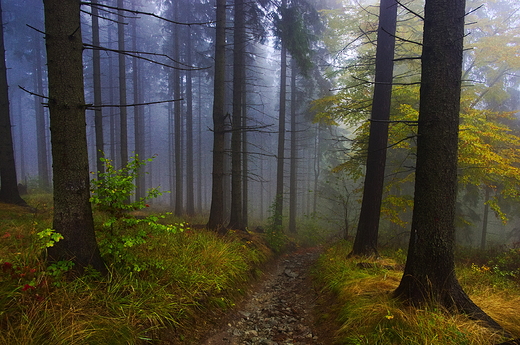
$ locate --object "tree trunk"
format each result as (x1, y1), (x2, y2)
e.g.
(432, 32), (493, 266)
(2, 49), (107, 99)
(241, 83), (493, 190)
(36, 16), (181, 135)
(288, 58), (297, 233)
(117, 0), (128, 169)
(185, 16), (195, 216)
(242, 76), (248, 227)
(107, 26), (116, 164)
(351, 0), (397, 257)
(0, 1), (26, 206)
(229, 0), (245, 230)
(44, 0), (106, 274)
(16, 96), (26, 184)
(197, 75), (203, 214)
(393, 0), (501, 330)
(33, 30), (51, 191)
(274, 0), (288, 230)
(207, 0), (227, 232)
(92, 0), (104, 177)
(173, 0), (183, 217)
(480, 186), (491, 251)
(313, 124), (320, 214)
(132, 4), (145, 200)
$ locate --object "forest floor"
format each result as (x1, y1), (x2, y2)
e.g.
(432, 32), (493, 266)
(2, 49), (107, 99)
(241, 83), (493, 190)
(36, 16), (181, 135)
(198, 246), (337, 345)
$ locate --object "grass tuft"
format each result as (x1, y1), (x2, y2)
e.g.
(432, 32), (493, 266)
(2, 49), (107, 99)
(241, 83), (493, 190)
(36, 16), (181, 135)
(314, 240), (520, 344)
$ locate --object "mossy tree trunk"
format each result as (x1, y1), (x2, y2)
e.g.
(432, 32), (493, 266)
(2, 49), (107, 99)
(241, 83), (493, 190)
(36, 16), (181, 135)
(44, 0), (106, 274)
(393, 0), (501, 330)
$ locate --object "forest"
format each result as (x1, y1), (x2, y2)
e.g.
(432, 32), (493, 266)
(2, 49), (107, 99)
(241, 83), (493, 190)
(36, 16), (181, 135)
(1, 0), (520, 344)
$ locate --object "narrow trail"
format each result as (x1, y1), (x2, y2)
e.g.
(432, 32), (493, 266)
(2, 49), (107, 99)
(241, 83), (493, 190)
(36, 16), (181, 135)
(201, 246), (332, 345)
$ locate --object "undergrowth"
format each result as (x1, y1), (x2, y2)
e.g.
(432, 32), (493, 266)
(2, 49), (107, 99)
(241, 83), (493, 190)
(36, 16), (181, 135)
(0, 156), (272, 344)
(313, 240), (520, 344)
(0, 202), (270, 344)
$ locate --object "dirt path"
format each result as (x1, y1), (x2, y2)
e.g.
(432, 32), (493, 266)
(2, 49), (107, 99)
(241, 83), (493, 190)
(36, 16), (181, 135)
(201, 246), (331, 345)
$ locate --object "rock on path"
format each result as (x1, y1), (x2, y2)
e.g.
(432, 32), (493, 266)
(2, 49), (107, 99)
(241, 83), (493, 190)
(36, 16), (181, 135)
(201, 247), (326, 345)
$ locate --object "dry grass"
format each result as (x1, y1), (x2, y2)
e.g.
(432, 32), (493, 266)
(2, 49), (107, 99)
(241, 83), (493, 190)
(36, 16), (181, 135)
(314, 240), (520, 344)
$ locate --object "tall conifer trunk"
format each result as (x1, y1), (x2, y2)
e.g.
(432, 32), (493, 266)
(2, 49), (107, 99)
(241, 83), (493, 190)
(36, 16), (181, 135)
(44, 0), (105, 274)
(0, 1), (25, 206)
(351, 0), (397, 256)
(274, 0), (288, 230)
(117, 0), (128, 169)
(185, 7), (195, 216)
(207, 0), (227, 231)
(92, 0), (104, 177)
(229, 0), (246, 230)
(394, 0), (501, 330)
(288, 58), (298, 233)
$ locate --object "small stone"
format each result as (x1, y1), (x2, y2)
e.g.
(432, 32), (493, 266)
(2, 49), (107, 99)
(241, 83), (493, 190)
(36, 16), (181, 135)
(284, 269), (299, 278)
(240, 311), (252, 318)
(245, 329), (259, 337)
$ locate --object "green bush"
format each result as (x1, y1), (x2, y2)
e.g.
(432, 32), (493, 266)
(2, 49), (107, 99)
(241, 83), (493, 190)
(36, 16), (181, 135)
(90, 155), (185, 272)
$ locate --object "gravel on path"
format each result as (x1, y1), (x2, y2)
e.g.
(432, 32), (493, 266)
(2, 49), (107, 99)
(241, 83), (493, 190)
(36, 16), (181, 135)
(201, 246), (329, 345)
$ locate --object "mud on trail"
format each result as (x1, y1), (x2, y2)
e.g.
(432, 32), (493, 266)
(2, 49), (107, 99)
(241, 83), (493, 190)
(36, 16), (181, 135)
(200, 246), (334, 345)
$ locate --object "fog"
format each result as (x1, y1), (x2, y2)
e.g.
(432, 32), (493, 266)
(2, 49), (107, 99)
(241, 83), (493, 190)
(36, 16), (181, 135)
(2, 0), (520, 248)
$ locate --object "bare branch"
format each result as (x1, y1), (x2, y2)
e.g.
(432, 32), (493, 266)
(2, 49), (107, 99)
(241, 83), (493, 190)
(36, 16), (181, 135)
(352, 76), (421, 86)
(381, 27), (422, 46)
(465, 5), (484, 17)
(80, 9), (128, 25)
(393, 56), (421, 62)
(81, 2), (215, 26)
(86, 98), (184, 109)
(83, 43), (210, 71)
(396, 0), (424, 21)
(369, 119), (419, 126)
(26, 24), (46, 36)
(18, 85), (48, 99)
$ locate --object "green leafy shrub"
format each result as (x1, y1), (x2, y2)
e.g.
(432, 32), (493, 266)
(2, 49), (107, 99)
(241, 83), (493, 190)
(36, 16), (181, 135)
(90, 155), (185, 272)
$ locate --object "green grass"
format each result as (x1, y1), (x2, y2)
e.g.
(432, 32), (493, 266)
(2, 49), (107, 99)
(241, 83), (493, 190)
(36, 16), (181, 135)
(313, 240), (520, 345)
(0, 199), (272, 344)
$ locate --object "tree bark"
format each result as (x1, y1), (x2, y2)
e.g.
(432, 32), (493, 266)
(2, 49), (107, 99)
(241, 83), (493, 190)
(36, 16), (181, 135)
(480, 186), (491, 250)
(351, 0), (397, 257)
(0, 1), (26, 206)
(173, 0), (183, 217)
(288, 58), (298, 233)
(44, 0), (105, 274)
(185, 14), (195, 216)
(131, 3), (145, 200)
(92, 0), (104, 177)
(241, 73), (248, 227)
(207, 0), (227, 232)
(33, 30), (51, 190)
(229, 0), (245, 230)
(393, 0), (501, 330)
(274, 0), (288, 230)
(117, 0), (128, 169)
